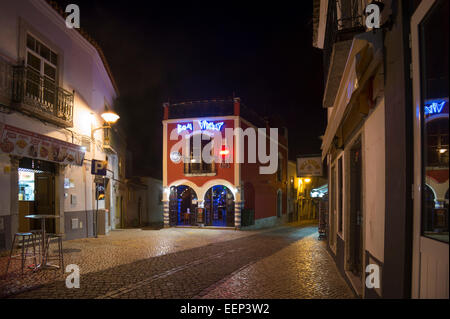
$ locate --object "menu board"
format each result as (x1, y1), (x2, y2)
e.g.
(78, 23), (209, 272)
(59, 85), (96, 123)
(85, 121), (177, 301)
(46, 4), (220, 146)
(0, 121), (85, 166)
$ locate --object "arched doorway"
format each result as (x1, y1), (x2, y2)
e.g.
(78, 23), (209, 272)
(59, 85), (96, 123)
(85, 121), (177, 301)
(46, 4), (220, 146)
(204, 185), (235, 227)
(169, 185), (198, 226)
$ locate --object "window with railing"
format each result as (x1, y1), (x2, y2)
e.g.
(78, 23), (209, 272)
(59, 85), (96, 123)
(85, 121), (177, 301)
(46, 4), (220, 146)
(323, 0), (367, 82)
(10, 34), (73, 126)
(26, 34), (58, 108)
(336, 0), (366, 30)
(184, 133), (216, 175)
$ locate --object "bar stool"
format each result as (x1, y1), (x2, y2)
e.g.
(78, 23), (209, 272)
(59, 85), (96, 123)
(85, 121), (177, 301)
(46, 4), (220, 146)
(29, 229), (43, 257)
(44, 234), (64, 273)
(5, 232), (38, 276)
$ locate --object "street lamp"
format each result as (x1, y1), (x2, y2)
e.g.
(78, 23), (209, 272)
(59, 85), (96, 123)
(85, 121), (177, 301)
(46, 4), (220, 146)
(90, 111), (120, 238)
(101, 111), (120, 124)
(91, 111), (120, 138)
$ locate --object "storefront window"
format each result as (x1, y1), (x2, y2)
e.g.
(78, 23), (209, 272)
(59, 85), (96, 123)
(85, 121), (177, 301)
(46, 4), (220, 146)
(420, 0), (449, 243)
(18, 168), (35, 201)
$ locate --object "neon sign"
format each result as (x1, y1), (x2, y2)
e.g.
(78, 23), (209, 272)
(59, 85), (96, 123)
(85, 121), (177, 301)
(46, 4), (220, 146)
(424, 100), (447, 115)
(176, 120), (225, 133)
(177, 123), (193, 134)
(198, 120), (224, 131)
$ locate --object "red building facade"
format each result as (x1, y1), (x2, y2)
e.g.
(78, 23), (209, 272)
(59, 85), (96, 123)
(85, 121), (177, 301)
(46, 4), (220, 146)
(162, 98), (288, 229)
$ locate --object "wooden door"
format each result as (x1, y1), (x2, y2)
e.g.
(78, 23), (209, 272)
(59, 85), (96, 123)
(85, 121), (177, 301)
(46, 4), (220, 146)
(35, 172), (55, 233)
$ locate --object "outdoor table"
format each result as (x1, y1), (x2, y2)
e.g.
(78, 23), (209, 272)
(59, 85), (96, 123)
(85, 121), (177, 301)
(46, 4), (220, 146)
(25, 214), (60, 270)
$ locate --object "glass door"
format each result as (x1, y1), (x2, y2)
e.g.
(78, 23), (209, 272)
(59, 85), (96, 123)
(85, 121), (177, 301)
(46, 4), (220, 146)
(411, 0), (449, 299)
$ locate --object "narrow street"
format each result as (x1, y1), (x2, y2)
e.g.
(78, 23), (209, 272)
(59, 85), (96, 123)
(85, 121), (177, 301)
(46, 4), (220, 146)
(0, 223), (354, 299)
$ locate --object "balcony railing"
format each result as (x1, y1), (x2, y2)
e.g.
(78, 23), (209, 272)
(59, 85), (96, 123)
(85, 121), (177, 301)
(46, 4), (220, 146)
(323, 0), (366, 82)
(184, 161), (216, 176)
(9, 65), (74, 127)
(0, 57), (13, 106)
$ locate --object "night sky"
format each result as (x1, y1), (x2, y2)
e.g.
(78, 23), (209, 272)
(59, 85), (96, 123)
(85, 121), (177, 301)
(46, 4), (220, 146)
(54, 0), (325, 179)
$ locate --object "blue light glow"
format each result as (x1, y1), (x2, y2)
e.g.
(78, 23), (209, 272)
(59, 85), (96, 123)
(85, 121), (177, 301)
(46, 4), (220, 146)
(198, 120), (224, 131)
(176, 120), (225, 133)
(177, 123), (193, 134)
(424, 100), (447, 115)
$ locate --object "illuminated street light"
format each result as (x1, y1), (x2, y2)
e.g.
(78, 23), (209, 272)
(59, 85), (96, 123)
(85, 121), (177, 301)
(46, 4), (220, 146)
(304, 178), (311, 183)
(100, 111), (120, 124)
(91, 111), (121, 139)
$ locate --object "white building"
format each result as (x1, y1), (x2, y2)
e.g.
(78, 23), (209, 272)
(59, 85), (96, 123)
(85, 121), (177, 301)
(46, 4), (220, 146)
(313, 0), (448, 298)
(0, 0), (126, 248)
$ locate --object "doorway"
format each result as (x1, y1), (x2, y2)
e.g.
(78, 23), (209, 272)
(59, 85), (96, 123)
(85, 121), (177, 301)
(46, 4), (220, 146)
(169, 185), (198, 226)
(348, 138), (363, 278)
(411, 0), (449, 298)
(18, 158), (56, 233)
(115, 195), (123, 229)
(204, 185), (235, 227)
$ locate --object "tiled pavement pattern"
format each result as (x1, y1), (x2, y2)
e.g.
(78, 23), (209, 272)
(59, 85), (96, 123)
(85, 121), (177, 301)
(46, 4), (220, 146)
(0, 223), (355, 299)
(199, 228), (354, 299)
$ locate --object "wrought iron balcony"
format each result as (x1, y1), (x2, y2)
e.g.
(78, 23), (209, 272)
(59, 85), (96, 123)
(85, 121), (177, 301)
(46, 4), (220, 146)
(0, 57), (13, 107)
(323, 0), (366, 81)
(0, 60), (74, 127)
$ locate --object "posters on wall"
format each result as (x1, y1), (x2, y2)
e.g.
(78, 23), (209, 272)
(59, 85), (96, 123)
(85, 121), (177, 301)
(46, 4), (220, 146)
(0, 121), (85, 166)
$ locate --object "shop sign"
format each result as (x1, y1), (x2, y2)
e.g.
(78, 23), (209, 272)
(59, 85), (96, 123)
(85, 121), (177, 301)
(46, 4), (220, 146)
(0, 121), (85, 166)
(297, 156), (323, 177)
(176, 120), (225, 134)
(91, 160), (107, 176)
(424, 99), (448, 116)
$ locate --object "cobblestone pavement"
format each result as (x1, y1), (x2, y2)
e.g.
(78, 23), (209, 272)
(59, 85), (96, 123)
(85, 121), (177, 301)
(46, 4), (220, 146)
(0, 223), (354, 299)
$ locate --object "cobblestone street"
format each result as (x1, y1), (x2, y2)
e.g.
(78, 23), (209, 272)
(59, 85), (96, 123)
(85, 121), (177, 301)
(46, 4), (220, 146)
(0, 223), (354, 299)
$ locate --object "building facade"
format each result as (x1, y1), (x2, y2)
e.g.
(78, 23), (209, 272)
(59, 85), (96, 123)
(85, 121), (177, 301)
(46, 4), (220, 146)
(0, 0), (127, 248)
(313, 0), (448, 298)
(162, 98), (288, 229)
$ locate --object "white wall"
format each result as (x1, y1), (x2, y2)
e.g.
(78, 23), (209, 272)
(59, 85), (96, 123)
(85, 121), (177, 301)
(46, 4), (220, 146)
(0, 0), (117, 110)
(0, 0), (120, 239)
(363, 98), (385, 262)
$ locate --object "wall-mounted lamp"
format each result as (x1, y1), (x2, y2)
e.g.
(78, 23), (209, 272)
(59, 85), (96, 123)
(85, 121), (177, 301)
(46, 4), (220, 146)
(91, 111), (120, 139)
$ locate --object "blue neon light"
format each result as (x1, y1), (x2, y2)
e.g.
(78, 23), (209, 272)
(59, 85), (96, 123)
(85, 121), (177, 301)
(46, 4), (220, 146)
(424, 100), (447, 115)
(176, 120), (225, 133)
(198, 120), (224, 131)
(177, 123), (193, 134)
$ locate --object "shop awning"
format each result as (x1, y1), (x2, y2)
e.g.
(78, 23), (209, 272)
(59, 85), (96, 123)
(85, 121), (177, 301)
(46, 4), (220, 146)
(0, 121), (85, 166)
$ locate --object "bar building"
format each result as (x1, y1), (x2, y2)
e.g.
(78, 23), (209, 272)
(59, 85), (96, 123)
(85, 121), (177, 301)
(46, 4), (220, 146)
(162, 98), (288, 229)
(313, 0), (448, 298)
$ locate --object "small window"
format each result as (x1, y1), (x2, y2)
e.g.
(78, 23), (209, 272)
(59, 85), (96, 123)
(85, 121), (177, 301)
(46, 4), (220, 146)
(18, 168), (35, 201)
(44, 63), (56, 80)
(26, 34), (35, 51)
(39, 43), (51, 61)
(27, 52), (41, 71)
